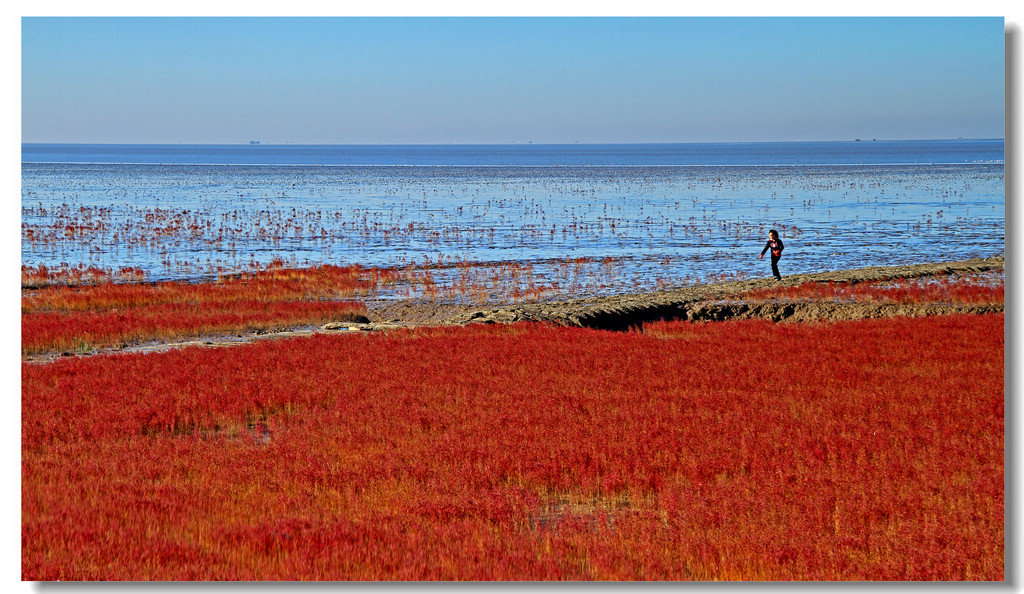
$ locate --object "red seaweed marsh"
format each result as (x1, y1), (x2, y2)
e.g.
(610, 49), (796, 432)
(22, 142), (1005, 580)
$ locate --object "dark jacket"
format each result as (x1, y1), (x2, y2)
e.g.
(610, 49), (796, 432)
(761, 238), (784, 259)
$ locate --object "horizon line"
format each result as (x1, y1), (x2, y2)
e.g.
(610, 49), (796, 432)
(21, 137), (1006, 147)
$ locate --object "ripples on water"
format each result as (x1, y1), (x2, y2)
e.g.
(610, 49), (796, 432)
(21, 143), (1005, 301)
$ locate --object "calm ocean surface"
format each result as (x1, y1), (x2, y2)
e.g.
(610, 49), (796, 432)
(23, 140), (1004, 167)
(22, 141), (1005, 298)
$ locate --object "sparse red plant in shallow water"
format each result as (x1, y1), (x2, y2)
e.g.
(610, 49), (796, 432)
(22, 262), (378, 313)
(22, 314), (1003, 580)
(21, 263), (148, 288)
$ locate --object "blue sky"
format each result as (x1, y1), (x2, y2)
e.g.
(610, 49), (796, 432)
(21, 16), (1005, 144)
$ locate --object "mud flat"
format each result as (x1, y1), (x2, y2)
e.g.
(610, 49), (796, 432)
(369, 255), (1004, 331)
(23, 256), (1003, 363)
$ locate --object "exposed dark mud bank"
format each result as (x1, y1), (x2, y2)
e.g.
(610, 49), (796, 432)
(553, 301), (1003, 332)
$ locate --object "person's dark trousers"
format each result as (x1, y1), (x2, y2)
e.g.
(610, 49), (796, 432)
(770, 256), (781, 280)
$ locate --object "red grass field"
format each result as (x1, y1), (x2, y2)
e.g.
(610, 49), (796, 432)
(22, 310), (1004, 580)
(21, 262), (376, 355)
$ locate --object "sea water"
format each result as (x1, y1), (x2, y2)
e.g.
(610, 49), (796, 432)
(21, 140), (1005, 297)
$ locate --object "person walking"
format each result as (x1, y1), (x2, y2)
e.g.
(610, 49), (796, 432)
(759, 229), (784, 281)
